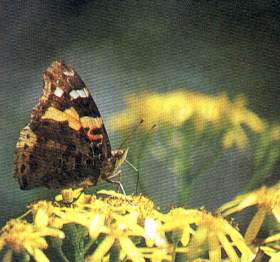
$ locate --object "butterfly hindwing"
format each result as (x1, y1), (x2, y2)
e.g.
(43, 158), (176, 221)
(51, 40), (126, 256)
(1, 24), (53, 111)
(15, 125), (99, 189)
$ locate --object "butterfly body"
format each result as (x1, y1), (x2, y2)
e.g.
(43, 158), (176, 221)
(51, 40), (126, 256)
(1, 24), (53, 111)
(15, 61), (127, 190)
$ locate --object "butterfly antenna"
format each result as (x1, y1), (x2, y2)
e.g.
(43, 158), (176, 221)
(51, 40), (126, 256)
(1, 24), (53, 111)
(125, 123), (157, 194)
(118, 119), (144, 149)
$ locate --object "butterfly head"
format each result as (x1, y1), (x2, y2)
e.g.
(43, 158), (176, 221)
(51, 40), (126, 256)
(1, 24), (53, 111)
(100, 148), (128, 180)
(111, 148), (128, 171)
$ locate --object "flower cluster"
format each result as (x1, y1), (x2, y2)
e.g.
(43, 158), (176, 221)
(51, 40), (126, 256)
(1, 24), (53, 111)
(219, 182), (280, 246)
(0, 217), (64, 262)
(0, 188), (266, 262)
(109, 91), (268, 150)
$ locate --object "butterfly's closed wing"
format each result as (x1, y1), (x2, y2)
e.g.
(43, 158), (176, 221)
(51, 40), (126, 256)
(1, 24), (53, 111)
(15, 125), (97, 189)
(15, 61), (111, 189)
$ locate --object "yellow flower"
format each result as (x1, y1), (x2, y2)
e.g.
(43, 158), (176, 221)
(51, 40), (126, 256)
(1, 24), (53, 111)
(257, 234), (280, 262)
(269, 252), (280, 262)
(55, 187), (84, 203)
(0, 219), (64, 262)
(222, 127), (248, 151)
(228, 96), (266, 133)
(119, 236), (145, 262)
(149, 249), (171, 262)
(162, 208), (192, 246)
(219, 183), (280, 244)
(1, 189), (266, 261)
(108, 91), (192, 130)
(110, 91), (265, 129)
(29, 201), (57, 228)
(87, 211), (145, 261)
(191, 92), (228, 131)
(165, 209), (253, 262)
(144, 218), (168, 247)
(89, 213), (107, 240)
(99, 190), (156, 220)
(85, 235), (115, 262)
(271, 124), (280, 141)
(109, 91), (266, 152)
(195, 211), (253, 262)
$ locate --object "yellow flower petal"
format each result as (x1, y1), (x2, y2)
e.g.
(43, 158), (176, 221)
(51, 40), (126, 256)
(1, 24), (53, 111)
(119, 236), (145, 262)
(86, 236), (115, 262)
(24, 245), (50, 262)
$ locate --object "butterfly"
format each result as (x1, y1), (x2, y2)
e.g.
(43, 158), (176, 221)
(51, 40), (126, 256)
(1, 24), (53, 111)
(15, 61), (127, 190)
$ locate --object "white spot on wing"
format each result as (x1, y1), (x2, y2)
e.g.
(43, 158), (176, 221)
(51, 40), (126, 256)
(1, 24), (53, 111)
(76, 90), (83, 97)
(63, 70), (75, 77)
(70, 88), (89, 99)
(54, 87), (64, 97)
(70, 90), (79, 99)
(78, 89), (87, 98)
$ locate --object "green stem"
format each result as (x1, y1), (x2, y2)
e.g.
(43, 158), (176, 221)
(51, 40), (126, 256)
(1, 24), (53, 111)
(184, 146), (223, 202)
(56, 249), (70, 262)
(181, 128), (224, 202)
(244, 146), (279, 192)
(84, 238), (96, 254)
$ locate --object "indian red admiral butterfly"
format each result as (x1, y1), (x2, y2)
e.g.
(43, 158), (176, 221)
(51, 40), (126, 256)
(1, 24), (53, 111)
(15, 61), (127, 190)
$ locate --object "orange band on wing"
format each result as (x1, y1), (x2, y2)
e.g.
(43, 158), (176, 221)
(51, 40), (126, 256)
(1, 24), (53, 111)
(42, 106), (104, 142)
(86, 131), (103, 142)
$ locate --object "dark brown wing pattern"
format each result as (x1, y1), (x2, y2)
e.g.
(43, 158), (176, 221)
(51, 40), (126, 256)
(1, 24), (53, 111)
(15, 61), (111, 189)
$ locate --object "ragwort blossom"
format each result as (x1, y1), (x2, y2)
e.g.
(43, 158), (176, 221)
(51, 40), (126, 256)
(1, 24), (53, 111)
(109, 91), (266, 151)
(0, 219), (64, 262)
(0, 189), (262, 261)
(219, 182), (280, 245)
(164, 208), (253, 262)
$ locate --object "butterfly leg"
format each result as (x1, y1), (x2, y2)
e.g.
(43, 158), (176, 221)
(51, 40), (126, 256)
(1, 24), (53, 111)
(105, 170), (126, 195)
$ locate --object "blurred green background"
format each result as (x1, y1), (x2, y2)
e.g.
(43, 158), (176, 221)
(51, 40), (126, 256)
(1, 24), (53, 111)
(0, 0), (279, 227)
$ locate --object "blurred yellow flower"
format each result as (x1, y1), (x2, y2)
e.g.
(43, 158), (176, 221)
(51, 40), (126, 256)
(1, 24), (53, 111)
(271, 124), (280, 141)
(228, 96), (266, 133)
(222, 127), (248, 151)
(109, 91), (266, 150)
(268, 252), (280, 262)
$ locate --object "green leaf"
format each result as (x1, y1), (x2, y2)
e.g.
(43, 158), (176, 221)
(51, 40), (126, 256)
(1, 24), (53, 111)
(46, 236), (69, 262)
(12, 250), (30, 262)
(62, 224), (89, 262)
